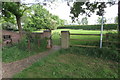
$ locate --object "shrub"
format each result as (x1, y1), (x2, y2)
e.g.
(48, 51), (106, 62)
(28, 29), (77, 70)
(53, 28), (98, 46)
(17, 36), (28, 50)
(15, 32), (47, 51)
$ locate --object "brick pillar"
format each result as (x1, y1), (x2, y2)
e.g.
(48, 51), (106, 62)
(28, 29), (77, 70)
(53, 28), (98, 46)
(61, 31), (70, 49)
(43, 30), (52, 48)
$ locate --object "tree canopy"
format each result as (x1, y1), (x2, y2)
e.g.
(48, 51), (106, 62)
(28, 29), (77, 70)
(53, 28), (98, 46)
(2, 2), (29, 36)
(70, 1), (116, 19)
(23, 4), (64, 31)
(69, 1), (119, 33)
(2, 2), (65, 32)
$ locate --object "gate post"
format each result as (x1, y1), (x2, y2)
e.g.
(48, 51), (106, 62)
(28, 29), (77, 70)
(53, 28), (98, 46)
(61, 31), (70, 49)
(44, 30), (52, 48)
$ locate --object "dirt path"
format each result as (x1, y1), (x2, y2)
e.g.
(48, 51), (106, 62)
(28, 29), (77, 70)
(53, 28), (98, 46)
(2, 45), (61, 78)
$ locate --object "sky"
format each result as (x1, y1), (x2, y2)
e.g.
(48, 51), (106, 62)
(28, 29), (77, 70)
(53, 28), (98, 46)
(44, 2), (118, 25)
(21, 0), (118, 25)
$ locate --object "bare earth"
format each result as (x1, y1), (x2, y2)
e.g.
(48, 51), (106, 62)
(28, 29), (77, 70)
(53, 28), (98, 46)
(2, 45), (60, 78)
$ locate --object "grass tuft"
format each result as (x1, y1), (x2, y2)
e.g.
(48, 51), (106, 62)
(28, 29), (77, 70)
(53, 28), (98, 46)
(2, 35), (47, 63)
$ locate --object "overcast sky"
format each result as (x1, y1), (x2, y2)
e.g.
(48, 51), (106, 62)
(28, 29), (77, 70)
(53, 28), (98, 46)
(44, 2), (118, 25)
(21, 0), (118, 25)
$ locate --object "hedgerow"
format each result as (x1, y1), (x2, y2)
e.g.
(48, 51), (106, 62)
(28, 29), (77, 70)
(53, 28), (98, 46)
(57, 24), (118, 30)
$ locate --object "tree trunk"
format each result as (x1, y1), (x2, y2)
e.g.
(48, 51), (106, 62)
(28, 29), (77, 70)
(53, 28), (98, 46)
(16, 16), (22, 38)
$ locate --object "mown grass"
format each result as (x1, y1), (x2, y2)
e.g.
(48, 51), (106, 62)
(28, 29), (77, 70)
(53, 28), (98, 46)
(52, 29), (114, 34)
(13, 48), (118, 78)
(51, 29), (116, 46)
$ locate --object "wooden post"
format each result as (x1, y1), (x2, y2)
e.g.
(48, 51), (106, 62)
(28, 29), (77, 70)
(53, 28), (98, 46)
(38, 39), (40, 47)
(106, 34), (109, 47)
(61, 31), (70, 49)
(27, 40), (30, 50)
(31, 32), (44, 47)
(38, 33), (44, 47)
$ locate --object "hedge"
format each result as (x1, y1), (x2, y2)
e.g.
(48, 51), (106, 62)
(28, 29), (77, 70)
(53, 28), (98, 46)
(57, 24), (118, 30)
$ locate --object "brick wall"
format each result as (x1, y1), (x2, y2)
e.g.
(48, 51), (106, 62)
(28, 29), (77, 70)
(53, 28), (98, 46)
(1, 30), (21, 43)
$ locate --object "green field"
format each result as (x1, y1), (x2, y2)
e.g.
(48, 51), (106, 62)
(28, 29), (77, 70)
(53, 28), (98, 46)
(51, 29), (116, 46)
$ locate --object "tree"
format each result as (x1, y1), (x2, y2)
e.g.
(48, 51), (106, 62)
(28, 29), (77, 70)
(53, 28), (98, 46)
(1, 14), (17, 30)
(23, 4), (64, 31)
(81, 17), (88, 25)
(70, 1), (117, 18)
(70, 2), (107, 21)
(96, 17), (107, 24)
(69, 0), (120, 39)
(2, 2), (29, 37)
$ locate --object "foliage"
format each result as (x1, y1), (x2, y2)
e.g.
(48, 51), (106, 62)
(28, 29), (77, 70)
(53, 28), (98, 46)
(52, 31), (61, 45)
(23, 4), (64, 31)
(69, 1), (120, 34)
(96, 17), (107, 24)
(0, 11), (16, 30)
(2, 2), (22, 17)
(2, 2), (30, 36)
(70, 1), (115, 21)
(60, 47), (119, 62)
(57, 24), (117, 30)
(2, 22), (17, 30)
(18, 32), (47, 50)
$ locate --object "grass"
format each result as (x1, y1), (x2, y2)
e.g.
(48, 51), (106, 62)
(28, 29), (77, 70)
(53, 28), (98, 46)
(51, 29), (116, 46)
(52, 29), (115, 34)
(2, 37), (47, 63)
(13, 49), (118, 78)
(12, 29), (118, 78)
(2, 45), (47, 63)
(0, 40), (2, 44)
(3, 29), (118, 63)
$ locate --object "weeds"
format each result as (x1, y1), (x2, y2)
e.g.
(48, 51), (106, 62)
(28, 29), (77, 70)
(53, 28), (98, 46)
(59, 46), (119, 62)
(2, 33), (47, 62)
